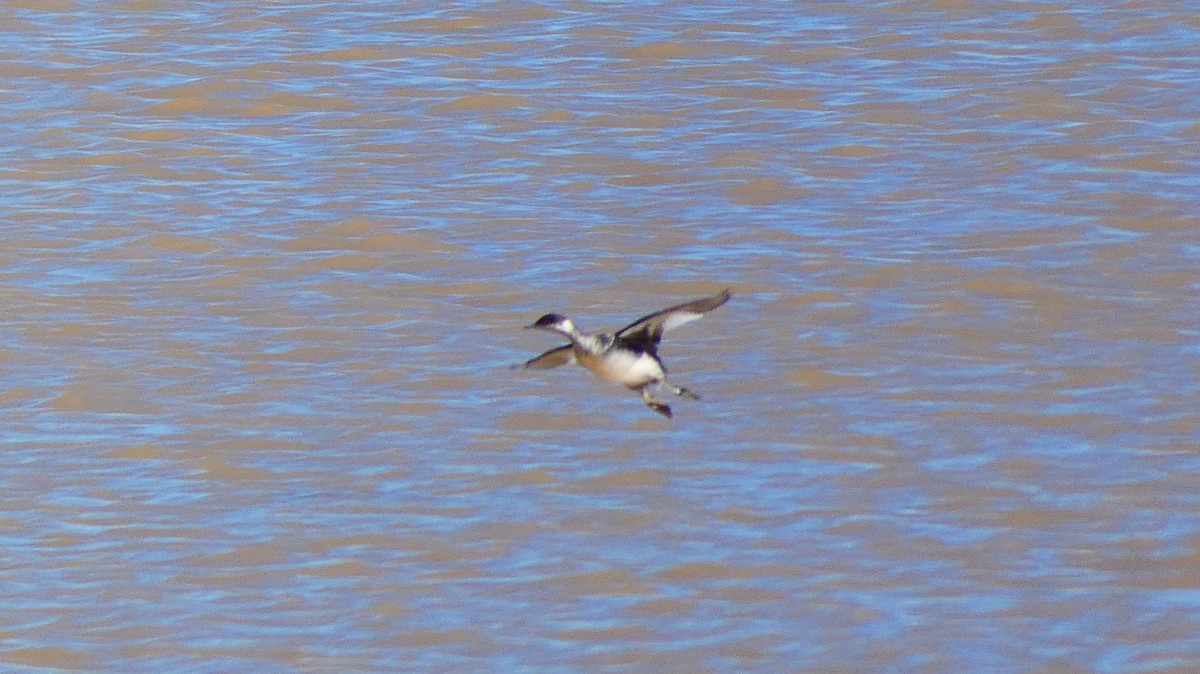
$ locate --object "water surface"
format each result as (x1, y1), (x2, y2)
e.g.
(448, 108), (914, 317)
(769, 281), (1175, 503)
(1, 1), (1198, 672)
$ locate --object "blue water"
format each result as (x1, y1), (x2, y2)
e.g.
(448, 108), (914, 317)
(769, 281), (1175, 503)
(0, 1), (1198, 672)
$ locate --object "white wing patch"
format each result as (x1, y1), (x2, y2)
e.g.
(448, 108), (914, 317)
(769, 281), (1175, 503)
(659, 311), (704, 334)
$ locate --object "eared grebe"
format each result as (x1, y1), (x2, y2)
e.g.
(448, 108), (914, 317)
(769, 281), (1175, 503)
(521, 289), (731, 418)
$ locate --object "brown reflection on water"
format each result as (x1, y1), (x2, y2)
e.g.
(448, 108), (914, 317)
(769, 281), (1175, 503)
(0, 0), (1198, 671)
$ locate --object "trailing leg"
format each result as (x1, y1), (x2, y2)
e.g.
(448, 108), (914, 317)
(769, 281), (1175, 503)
(640, 387), (672, 418)
(668, 383), (700, 400)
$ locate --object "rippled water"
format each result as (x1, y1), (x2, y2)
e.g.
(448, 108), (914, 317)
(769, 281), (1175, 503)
(2, 1), (1198, 672)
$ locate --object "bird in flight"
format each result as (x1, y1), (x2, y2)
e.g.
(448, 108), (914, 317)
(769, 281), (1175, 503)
(520, 289), (731, 418)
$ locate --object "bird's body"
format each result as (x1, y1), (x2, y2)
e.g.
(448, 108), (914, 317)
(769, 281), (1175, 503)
(521, 289), (731, 418)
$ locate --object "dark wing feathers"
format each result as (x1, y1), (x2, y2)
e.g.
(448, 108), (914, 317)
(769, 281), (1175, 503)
(519, 289), (730, 371)
(614, 289), (731, 341)
(520, 344), (575, 370)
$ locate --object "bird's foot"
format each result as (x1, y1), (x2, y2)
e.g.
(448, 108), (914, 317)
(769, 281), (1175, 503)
(642, 388), (674, 418)
(646, 400), (673, 418)
(671, 385), (700, 400)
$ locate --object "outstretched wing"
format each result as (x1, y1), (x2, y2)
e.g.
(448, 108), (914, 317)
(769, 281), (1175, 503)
(520, 344), (576, 370)
(614, 289), (732, 343)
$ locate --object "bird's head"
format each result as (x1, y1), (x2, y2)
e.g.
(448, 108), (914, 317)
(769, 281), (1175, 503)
(526, 313), (575, 335)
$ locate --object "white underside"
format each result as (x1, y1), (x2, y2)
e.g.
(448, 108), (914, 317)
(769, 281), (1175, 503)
(591, 350), (664, 388)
